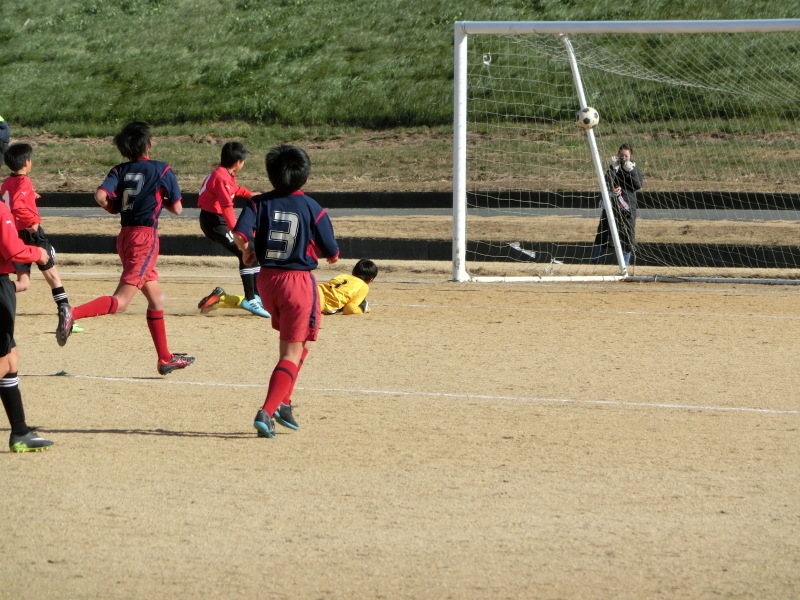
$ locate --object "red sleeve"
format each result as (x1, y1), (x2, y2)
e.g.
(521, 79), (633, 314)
(233, 184), (253, 199)
(7, 177), (41, 230)
(0, 205), (40, 269)
(221, 204), (237, 230)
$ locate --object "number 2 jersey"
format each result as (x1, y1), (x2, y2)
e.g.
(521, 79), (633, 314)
(98, 158), (182, 228)
(234, 190), (339, 271)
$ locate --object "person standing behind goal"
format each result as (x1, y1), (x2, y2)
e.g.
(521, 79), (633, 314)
(233, 144), (339, 438)
(196, 141), (270, 318)
(590, 143), (643, 266)
(54, 121), (194, 376)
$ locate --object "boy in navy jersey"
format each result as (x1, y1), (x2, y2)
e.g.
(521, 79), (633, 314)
(55, 121), (194, 375)
(233, 144), (339, 437)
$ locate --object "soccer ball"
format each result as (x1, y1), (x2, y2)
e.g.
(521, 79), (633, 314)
(576, 106), (600, 130)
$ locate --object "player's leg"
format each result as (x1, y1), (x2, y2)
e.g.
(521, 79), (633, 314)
(141, 279), (195, 375)
(239, 263), (270, 317)
(40, 263), (67, 305)
(270, 343), (308, 430)
(0, 277), (53, 451)
(254, 340), (304, 437)
(55, 280), (131, 346)
(198, 213), (253, 311)
(32, 233), (70, 309)
(253, 271), (319, 436)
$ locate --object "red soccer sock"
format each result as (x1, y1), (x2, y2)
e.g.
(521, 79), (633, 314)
(146, 310), (172, 363)
(262, 359), (299, 416)
(283, 348), (309, 407)
(72, 296), (119, 320)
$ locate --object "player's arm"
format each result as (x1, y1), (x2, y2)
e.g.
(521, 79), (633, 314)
(233, 198), (258, 264)
(233, 231), (256, 265)
(233, 185), (253, 200)
(221, 204), (237, 230)
(0, 211), (46, 265)
(165, 199), (183, 215)
(342, 287), (370, 314)
(95, 187), (115, 212)
(161, 166), (183, 215)
(627, 167), (643, 191)
(313, 209), (340, 264)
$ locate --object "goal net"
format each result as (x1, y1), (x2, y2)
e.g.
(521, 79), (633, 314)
(452, 20), (800, 282)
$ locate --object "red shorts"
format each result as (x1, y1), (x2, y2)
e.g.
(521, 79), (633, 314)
(256, 269), (321, 343)
(116, 226), (160, 289)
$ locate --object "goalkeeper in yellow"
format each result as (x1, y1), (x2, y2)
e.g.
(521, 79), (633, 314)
(318, 259), (377, 315)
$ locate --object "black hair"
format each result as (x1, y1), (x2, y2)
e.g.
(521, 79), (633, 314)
(352, 258), (378, 282)
(221, 141), (249, 168)
(113, 121), (152, 161)
(618, 143), (633, 155)
(4, 142), (33, 172)
(265, 144), (311, 194)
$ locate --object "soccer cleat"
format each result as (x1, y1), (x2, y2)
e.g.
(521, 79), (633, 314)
(157, 353), (195, 375)
(253, 409), (276, 438)
(9, 428), (54, 453)
(241, 295), (271, 318)
(56, 303), (74, 346)
(273, 403), (298, 430)
(198, 287), (225, 313)
(71, 324), (84, 333)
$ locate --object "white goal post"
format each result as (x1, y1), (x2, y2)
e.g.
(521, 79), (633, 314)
(452, 20), (800, 283)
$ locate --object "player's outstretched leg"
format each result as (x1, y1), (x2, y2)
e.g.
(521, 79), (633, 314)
(219, 293), (244, 308)
(198, 287), (225, 313)
(9, 428), (54, 452)
(55, 303), (74, 346)
(157, 353), (195, 376)
(273, 403), (298, 430)
(253, 409), (275, 438)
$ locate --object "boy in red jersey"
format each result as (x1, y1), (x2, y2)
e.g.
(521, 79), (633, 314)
(196, 141), (269, 318)
(233, 144), (339, 437)
(0, 196), (54, 451)
(54, 121), (194, 376)
(2, 143), (75, 316)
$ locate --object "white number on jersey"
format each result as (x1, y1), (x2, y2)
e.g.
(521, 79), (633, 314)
(121, 172), (145, 212)
(266, 211), (299, 261)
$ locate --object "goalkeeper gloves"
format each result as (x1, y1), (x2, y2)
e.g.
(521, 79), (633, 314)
(622, 160), (636, 172)
(610, 156), (620, 169)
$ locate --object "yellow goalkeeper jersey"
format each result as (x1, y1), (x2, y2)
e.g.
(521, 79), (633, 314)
(318, 274), (370, 314)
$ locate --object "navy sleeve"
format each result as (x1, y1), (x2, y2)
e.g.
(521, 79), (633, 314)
(312, 209), (339, 259)
(234, 197), (258, 240)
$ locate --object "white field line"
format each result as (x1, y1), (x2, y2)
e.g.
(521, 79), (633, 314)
(28, 373), (798, 415)
(380, 303), (800, 320)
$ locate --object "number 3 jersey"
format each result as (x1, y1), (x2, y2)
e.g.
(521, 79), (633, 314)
(98, 158), (182, 228)
(234, 190), (339, 271)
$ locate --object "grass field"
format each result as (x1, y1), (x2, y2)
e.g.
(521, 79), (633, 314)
(3, 1), (798, 129)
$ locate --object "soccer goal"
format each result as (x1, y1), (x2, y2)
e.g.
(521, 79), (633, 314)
(452, 20), (800, 283)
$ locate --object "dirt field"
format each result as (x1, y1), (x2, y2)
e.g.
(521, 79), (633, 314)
(2, 256), (798, 599)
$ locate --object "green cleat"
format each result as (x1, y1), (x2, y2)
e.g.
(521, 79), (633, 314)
(10, 429), (54, 453)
